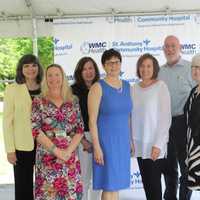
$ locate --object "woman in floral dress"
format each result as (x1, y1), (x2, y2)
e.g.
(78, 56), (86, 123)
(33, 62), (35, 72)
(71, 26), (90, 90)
(31, 64), (84, 200)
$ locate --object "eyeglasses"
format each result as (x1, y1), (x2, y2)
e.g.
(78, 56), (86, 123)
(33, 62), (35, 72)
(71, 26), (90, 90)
(105, 60), (121, 66)
(163, 44), (177, 49)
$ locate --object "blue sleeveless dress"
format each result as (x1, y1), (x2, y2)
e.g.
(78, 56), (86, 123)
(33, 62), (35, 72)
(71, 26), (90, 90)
(93, 79), (132, 190)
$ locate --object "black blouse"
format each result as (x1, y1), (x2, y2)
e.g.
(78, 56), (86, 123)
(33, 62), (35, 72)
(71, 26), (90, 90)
(71, 83), (89, 131)
(29, 88), (41, 100)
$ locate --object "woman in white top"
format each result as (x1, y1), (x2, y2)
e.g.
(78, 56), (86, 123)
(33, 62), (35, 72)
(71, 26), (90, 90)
(131, 53), (171, 200)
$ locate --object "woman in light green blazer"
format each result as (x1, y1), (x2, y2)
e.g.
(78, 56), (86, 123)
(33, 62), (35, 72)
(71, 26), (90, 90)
(3, 54), (43, 200)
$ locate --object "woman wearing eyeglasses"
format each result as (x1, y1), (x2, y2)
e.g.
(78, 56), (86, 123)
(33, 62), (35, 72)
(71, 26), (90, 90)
(184, 54), (200, 191)
(88, 48), (132, 200)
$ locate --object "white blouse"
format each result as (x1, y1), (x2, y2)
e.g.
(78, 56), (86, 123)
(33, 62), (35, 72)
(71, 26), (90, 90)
(131, 80), (171, 159)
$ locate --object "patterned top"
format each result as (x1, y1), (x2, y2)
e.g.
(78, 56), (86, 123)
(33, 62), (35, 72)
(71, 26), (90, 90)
(31, 97), (84, 200)
(184, 86), (200, 190)
(32, 97), (84, 137)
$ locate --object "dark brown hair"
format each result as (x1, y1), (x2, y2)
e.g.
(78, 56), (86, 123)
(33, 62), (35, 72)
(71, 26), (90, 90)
(73, 57), (100, 87)
(136, 53), (160, 79)
(15, 54), (43, 84)
(101, 48), (122, 65)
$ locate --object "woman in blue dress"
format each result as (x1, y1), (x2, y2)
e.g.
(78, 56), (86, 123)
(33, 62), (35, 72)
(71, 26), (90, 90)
(88, 48), (133, 200)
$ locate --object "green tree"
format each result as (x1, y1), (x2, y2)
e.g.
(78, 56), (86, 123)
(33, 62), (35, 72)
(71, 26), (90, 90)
(0, 37), (54, 98)
(14, 37), (33, 56)
(38, 37), (54, 68)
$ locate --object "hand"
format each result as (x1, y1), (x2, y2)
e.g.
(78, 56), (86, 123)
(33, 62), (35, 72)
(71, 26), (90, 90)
(81, 138), (93, 153)
(54, 148), (72, 162)
(151, 146), (161, 161)
(94, 145), (104, 165)
(7, 152), (17, 165)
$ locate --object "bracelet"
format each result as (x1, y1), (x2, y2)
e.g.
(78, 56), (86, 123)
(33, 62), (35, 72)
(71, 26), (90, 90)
(48, 144), (56, 154)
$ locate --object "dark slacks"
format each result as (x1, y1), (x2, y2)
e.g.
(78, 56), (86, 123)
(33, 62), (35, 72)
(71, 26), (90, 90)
(137, 158), (165, 200)
(14, 149), (35, 200)
(163, 115), (192, 200)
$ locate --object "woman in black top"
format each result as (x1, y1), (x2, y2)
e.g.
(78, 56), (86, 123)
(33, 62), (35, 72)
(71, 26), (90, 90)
(184, 54), (200, 191)
(72, 57), (100, 200)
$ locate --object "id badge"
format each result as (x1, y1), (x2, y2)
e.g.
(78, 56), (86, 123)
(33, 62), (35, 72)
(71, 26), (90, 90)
(54, 130), (66, 137)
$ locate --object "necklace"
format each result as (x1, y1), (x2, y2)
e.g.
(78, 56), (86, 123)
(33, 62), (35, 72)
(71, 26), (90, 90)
(104, 78), (123, 93)
(117, 85), (123, 93)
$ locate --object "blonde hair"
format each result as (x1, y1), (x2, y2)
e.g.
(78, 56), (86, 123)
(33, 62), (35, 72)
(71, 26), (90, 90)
(42, 64), (74, 102)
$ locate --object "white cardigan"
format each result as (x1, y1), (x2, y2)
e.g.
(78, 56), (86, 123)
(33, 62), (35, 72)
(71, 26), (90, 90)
(131, 80), (171, 159)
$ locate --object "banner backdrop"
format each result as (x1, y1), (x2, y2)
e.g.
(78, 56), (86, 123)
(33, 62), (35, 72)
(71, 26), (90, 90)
(54, 14), (200, 198)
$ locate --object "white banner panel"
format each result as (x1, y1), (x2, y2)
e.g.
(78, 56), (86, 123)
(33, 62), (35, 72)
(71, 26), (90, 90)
(54, 14), (200, 199)
(54, 14), (200, 82)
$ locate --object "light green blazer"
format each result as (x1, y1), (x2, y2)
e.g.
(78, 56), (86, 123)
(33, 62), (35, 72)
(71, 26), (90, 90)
(3, 83), (34, 153)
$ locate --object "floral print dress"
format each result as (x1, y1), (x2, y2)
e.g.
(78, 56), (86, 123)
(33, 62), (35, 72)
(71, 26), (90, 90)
(31, 97), (84, 200)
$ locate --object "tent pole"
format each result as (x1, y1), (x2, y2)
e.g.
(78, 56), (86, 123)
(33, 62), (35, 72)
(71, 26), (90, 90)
(1, 8), (200, 21)
(25, 0), (38, 56)
(32, 17), (38, 56)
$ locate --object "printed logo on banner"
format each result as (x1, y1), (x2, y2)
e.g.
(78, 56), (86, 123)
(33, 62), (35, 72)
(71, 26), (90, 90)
(130, 159), (143, 189)
(143, 39), (151, 46)
(80, 41), (107, 54)
(66, 75), (74, 82)
(135, 14), (191, 27)
(181, 43), (198, 55)
(112, 39), (162, 57)
(105, 16), (133, 24)
(130, 171), (143, 189)
(80, 42), (90, 54)
(54, 38), (73, 56)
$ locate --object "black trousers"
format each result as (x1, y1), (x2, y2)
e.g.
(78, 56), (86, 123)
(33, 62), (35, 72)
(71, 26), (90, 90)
(163, 115), (192, 200)
(14, 149), (35, 200)
(137, 158), (165, 200)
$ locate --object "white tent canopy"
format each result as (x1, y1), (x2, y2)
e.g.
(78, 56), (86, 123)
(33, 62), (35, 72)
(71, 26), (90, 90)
(0, 0), (200, 37)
